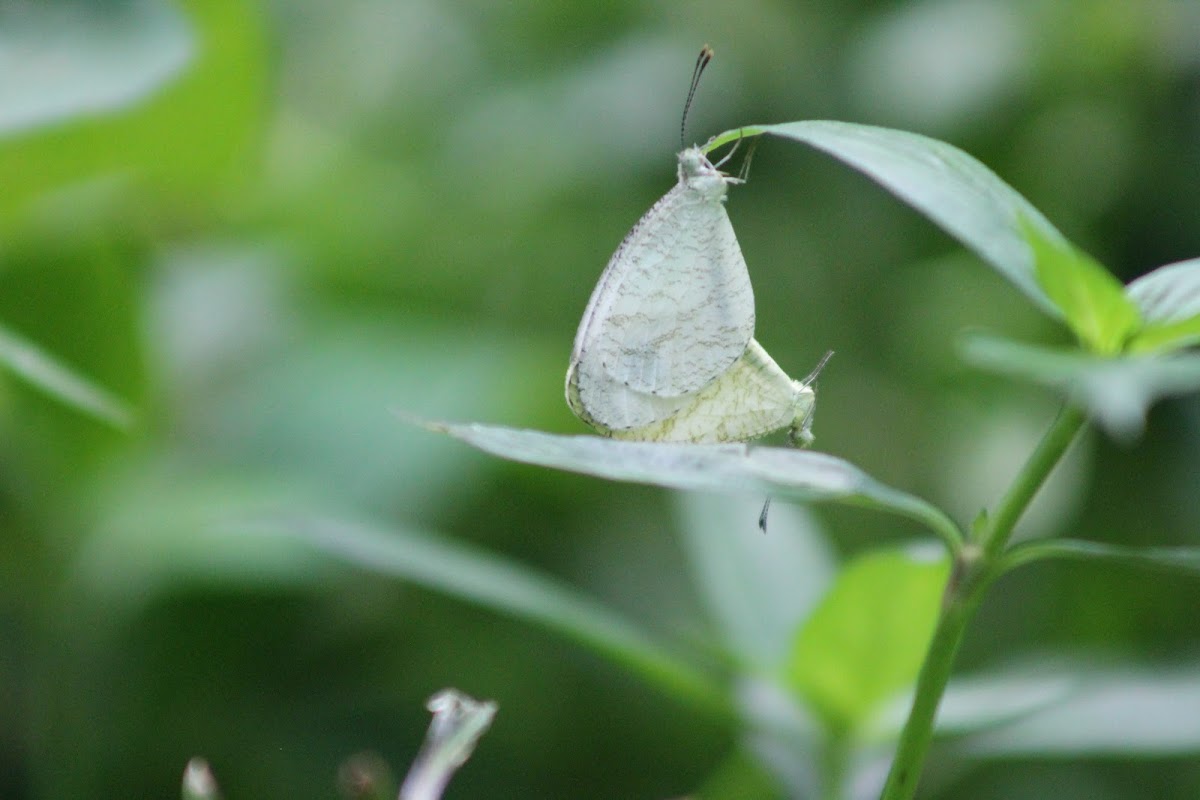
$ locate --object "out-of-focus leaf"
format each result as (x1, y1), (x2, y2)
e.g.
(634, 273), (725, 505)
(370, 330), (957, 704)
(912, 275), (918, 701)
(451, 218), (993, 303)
(1125, 257), (1200, 353)
(145, 245), (563, 515)
(252, 513), (728, 715)
(1024, 219), (1140, 354)
(0, 0), (265, 217)
(787, 547), (949, 731)
(1002, 539), (1200, 578)
(0, 321), (133, 429)
(960, 667), (1200, 756)
(675, 494), (836, 672)
(0, 0), (195, 135)
(70, 465), (335, 609)
(400, 689), (496, 800)
(708, 121), (1068, 318)
(870, 666), (1078, 741)
(207, 326), (561, 516)
(932, 672), (1078, 738)
(960, 333), (1200, 439)
(693, 748), (787, 800)
(736, 679), (822, 799)
(426, 421), (962, 549)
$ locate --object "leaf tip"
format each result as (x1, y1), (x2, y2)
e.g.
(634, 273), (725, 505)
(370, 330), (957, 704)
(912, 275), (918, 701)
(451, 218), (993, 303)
(391, 407), (450, 434)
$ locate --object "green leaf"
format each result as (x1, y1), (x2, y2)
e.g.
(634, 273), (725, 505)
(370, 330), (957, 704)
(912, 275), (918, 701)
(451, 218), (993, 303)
(1024, 218), (1140, 354)
(250, 512), (728, 715)
(710, 121), (1069, 319)
(1002, 538), (1200, 578)
(425, 420), (962, 550)
(871, 658), (1200, 760)
(960, 332), (1200, 439)
(871, 665), (1077, 741)
(711, 121), (1145, 350)
(0, 0), (195, 136)
(72, 466), (335, 608)
(1125, 257), (1200, 353)
(0, 320), (133, 428)
(674, 494), (836, 672)
(0, 0), (266, 218)
(172, 300), (565, 516)
(787, 547), (949, 732)
(960, 665), (1200, 756)
(693, 749), (788, 800)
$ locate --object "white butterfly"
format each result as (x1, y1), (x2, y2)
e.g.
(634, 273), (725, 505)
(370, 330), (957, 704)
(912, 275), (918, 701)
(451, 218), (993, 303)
(565, 49), (827, 445)
(566, 144), (826, 444)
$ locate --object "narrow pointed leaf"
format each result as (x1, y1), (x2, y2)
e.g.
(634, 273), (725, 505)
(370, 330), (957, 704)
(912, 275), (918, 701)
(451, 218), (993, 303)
(961, 667), (1200, 756)
(1003, 539), (1200, 578)
(880, 658), (1200, 756)
(0, 322), (134, 429)
(246, 513), (727, 714)
(710, 121), (1068, 318)
(871, 667), (1077, 741)
(425, 420), (961, 549)
(960, 333), (1200, 439)
(712, 121), (1148, 350)
(1125, 257), (1200, 352)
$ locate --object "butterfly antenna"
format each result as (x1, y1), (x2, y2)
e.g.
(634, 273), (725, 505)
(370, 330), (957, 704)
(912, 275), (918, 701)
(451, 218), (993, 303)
(758, 497), (771, 533)
(681, 44), (714, 150)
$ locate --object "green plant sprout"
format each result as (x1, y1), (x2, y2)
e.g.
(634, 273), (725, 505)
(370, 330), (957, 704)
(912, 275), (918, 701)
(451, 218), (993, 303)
(286, 120), (1200, 798)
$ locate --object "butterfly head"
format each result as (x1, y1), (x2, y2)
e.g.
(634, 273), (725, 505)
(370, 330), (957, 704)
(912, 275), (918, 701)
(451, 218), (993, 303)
(677, 146), (736, 200)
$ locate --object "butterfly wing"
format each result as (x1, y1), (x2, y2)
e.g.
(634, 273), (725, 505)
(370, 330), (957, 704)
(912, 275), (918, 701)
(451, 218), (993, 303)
(569, 177), (755, 429)
(607, 340), (814, 443)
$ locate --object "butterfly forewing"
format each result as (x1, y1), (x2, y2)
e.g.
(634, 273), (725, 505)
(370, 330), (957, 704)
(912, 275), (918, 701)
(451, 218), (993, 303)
(603, 187), (755, 395)
(568, 148), (755, 431)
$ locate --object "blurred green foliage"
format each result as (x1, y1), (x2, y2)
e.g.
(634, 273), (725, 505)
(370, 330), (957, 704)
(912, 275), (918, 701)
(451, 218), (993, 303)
(790, 549), (948, 733)
(2, 0), (1200, 798)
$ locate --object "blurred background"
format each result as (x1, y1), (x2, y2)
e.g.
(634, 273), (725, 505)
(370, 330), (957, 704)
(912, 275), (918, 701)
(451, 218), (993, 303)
(2, 0), (1200, 797)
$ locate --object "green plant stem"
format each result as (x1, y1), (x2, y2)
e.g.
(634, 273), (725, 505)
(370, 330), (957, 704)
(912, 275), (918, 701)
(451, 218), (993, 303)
(879, 402), (1087, 800)
(979, 403), (1087, 558)
(877, 559), (984, 800)
(820, 734), (850, 800)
